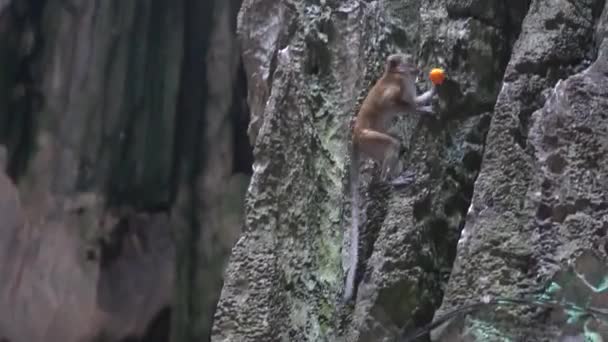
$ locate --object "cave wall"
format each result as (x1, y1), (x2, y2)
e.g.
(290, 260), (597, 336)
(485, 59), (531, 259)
(0, 0), (249, 341)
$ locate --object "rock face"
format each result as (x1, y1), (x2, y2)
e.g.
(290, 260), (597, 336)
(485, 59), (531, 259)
(0, 0), (249, 341)
(213, 0), (608, 341)
(433, 5), (608, 339)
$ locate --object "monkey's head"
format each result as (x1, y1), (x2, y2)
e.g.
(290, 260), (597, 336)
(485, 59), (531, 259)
(385, 53), (418, 76)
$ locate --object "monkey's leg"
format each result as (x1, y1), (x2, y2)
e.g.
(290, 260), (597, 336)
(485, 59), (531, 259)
(387, 145), (416, 187)
(389, 169), (416, 187)
(357, 129), (401, 180)
(357, 129), (400, 160)
(381, 155), (399, 181)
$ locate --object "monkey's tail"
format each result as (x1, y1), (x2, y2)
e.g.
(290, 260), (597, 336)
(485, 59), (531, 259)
(343, 143), (360, 302)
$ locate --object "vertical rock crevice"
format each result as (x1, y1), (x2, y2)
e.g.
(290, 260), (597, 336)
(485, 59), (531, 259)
(170, 0), (213, 340)
(1, 0), (45, 181)
(104, 0), (184, 211)
(171, 0), (250, 340)
(118, 307), (171, 342)
(230, 57), (253, 176)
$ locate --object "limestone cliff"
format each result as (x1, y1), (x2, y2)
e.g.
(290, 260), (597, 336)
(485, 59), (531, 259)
(213, 0), (608, 341)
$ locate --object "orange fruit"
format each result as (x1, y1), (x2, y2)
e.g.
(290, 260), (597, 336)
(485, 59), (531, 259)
(429, 68), (445, 85)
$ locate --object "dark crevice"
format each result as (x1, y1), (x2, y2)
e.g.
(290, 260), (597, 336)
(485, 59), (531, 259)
(411, 113), (494, 338)
(443, 188), (471, 218)
(353, 179), (390, 300)
(170, 0), (214, 340)
(120, 307), (172, 342)
(503, 0), (531, 47)
(496, 0), (531, 84)
(97, 213), (147, 270)
(413, 195), (432, 221)
(462, 150), (482, 172)
(140, 307), (172, 342)
(98, 217), (130, 270)
(105, 0), (178, 211)
(231, 56), (253, 175)
(465, 114), (491, 144)
(104, 3), (148, 208)
(428, 216), (451, 260)
(2, 0), (46, 182)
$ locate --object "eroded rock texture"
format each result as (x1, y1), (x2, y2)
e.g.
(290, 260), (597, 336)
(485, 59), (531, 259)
(433, 0), (608, 340)
(0, 0), (249, 341)
(213, 0), (608, 341)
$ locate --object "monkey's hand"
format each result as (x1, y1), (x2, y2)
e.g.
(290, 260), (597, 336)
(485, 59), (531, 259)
(390, 170), (416, 187)
(414, 85), (437, 106)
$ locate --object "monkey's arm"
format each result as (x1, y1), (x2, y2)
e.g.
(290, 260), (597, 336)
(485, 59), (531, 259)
(380, 85), (401, 104)
(411, 85), (438, 114)
(383, 85), (417, 113)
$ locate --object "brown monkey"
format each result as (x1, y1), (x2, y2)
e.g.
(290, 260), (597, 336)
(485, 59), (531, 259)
(343, 53), (438, 302)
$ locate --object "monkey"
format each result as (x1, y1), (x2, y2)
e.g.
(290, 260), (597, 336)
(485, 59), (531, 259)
(343, 53), (438, 302)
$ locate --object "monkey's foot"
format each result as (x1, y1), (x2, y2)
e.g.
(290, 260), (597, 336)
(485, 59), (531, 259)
(380, 167), (392, 182)
(389, 171), (416, 187)
(380, 154), (400, 181)
(380, 160), (403, 182)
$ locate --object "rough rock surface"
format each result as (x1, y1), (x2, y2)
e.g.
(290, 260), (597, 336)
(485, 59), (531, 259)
(213, 0), (608, 341)
(433, 0), (608, 339)
(213, 0), (515, 341)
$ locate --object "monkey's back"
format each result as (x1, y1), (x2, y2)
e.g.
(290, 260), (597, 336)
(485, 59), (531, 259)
(354, 74), (404, 134)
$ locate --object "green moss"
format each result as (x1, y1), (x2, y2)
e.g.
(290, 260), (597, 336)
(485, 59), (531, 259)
(468, 318), (510, 341)
(317, 298), (335, 334)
